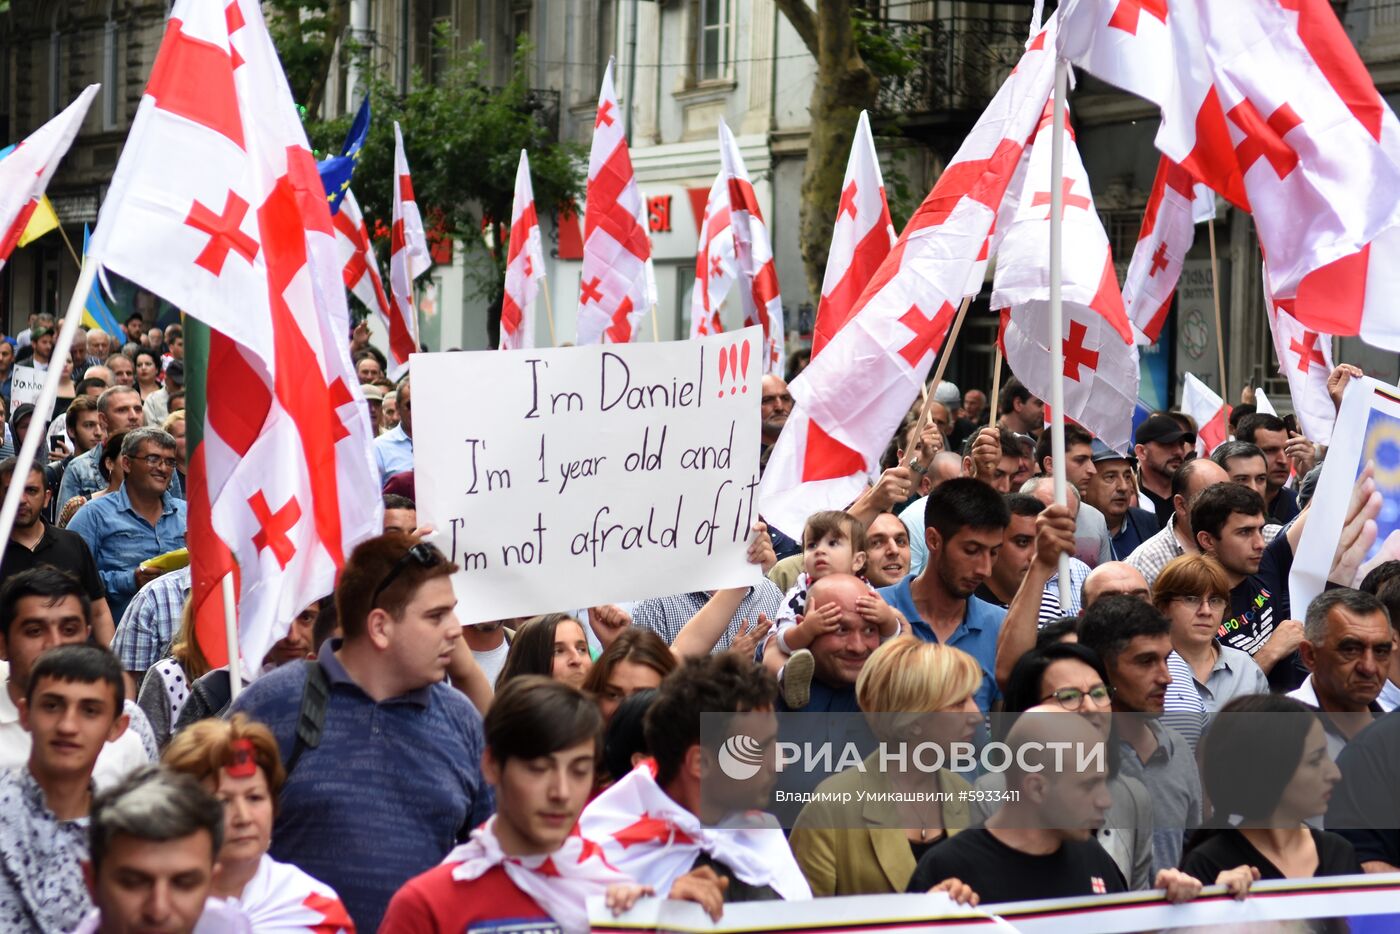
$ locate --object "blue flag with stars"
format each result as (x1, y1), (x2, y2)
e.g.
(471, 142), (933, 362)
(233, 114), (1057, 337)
(317, 95), (371, 215)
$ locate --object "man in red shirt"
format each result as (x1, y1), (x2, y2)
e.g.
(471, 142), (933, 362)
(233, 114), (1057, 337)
(380, 677), (724, 933)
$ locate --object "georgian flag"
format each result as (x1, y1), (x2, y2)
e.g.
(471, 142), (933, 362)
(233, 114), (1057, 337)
(719, 120), (785, 374)
(331, 188), (391, 328)
(1183, 372), (1229, 457)
(500, 150), (546, 350)
(86, 0), (382, 669)
(689, 171), (736, 338)
(388, 122), (430, 375)
(1122, 155), (1214, 345)
(1265, 268), (1337, 444)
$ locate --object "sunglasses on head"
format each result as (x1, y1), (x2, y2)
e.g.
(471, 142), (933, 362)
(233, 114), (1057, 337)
(371, 542), (446, 607)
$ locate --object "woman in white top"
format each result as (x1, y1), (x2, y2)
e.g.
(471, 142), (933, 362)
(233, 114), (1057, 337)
(163, 715), (352, 932)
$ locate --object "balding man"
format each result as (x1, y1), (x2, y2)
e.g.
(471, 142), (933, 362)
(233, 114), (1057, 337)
(1082, 562), (1151, 608)
(900, 451), (964, 576)
(760, 374), (792, 450)
(778, 574), (879, 712)
(1127, 460), (1231, 588)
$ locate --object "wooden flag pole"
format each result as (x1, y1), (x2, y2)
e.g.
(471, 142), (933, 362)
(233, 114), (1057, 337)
(651, 301), (661, 342)
(223, 574), (243, 701)
(989, 347), (1004, 431)
(901, 294), (972, 471)
(1049, 57), (1073, 609)
(1207, 218), (1228, 399)
(540, 276), (558, 347)
(55, 222), (82, 270)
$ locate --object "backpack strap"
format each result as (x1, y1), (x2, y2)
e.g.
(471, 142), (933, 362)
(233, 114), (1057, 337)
(284, 658), (331, 776)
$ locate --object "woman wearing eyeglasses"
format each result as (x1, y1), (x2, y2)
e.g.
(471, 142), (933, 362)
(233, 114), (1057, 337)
(972, 642), (1154, 890)
(1152, 556), (1269, 750)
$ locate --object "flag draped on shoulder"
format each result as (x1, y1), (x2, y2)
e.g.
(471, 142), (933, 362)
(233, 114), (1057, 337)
(86, 0), (382, 670)
(689, 171), (735, 338)
(1122, 155), (1213, 345)
(1265, 271), (1337, 444)
(0, 86), (98, 272)
(1063, 0), (1400, 350)
(332, 189), (391, 329)
(1182, 372), (1229, 457)
(388, 122), (429, 375)
(758, 22), (1058, 536)
(812, 110), (895, 359)
(578, 60), (650, 345)
(500, 150), (547, 350)
(719, 121), (785, 374)
(993, 102), (1140, 453)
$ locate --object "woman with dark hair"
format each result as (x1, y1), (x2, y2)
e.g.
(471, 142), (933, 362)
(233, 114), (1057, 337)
(583, 628), (676, 723)
(1182, 694), (1360, 881)
(601, 689), (657, 787)
(495, 613), (593, 690)
(977, 642), (1154, 890)
(132, 347), (163, 401)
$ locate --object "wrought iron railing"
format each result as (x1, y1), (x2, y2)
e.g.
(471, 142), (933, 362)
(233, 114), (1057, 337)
(874, 15), (1030, 118)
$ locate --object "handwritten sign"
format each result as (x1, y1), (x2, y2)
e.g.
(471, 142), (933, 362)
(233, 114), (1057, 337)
(10, 365), (42, 408)
(413, 328), (764, 624)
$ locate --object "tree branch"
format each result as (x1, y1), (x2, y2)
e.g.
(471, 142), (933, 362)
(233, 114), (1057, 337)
(774, 0), (819, 58)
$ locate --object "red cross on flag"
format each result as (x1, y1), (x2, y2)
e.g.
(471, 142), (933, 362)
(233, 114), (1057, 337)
(1122, 155), (1214, 345)
(1064, 0), (1400, 350)
(759, 22), (1058, 536)
(812, 110), (896, 359)
(1182, 372), (1229, 456)
(0, 86), (98, 273)
(688, 171), (736, 338)
(85, 0), (382, 671)
(236, 857), (353, 933)
(994, 103), (1140, 453)
(719, 120), (785, 374)
(501, 150), (547, 350)
(578, 60), (650, 345)
(1265, 267), (1337, 443)
(389, 122), (430, 375)
(332, 188), (391, 330)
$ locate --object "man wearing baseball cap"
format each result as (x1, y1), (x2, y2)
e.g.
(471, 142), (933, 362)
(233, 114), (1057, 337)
(1134, 415), (1195, 530)
(1084, 441), (1157, 559)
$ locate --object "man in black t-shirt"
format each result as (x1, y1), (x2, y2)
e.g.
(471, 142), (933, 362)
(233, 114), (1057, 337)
(1191, 483), (1308, 692)
(0, 458), (114, 644)
(907, 710), (1204, 905)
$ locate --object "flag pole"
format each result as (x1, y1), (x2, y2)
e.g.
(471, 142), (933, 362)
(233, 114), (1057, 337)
(1049, 57), (1072, 608)
(901, 294), (972, 471)
(223, 574), (242, 700)
(1207, 218), (1228, 399)
(55, 222), (82, 271)
(989, 347), (1004, 430)
(539, 275), (558, 347)
(651, 301), (661, 342)
(0, 260), (96, 578)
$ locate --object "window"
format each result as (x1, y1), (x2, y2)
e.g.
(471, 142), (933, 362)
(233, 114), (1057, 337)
(697, 0), (730, 82)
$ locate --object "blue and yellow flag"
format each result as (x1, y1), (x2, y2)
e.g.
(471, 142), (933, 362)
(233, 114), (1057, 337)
(81, 225), (123, 339)
(317, 95), (370, 215)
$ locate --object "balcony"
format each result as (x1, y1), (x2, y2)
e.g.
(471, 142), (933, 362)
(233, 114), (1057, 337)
(873, 14), (1030, 135)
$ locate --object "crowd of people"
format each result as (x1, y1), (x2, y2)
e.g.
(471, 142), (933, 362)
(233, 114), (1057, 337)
(0, 311), (1396, 933)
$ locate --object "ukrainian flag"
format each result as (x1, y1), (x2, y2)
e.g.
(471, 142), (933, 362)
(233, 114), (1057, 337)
(80, 225), (123, 339)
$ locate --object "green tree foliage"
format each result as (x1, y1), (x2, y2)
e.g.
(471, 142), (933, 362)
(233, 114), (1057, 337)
(265, 0), (348, 120)
(303, 33), (583, 344)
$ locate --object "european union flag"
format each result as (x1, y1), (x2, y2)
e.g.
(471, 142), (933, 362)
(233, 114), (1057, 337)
(317, 95), (371, 216)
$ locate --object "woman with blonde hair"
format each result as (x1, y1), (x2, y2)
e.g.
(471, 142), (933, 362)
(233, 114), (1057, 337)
(163, 714), (352, 930)
(136, 597), (208, 748)
(789, 639), (980, 895)
(1153, 554), (1268, 748)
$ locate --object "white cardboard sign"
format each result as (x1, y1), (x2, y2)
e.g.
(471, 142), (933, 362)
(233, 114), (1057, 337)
(10, 365), (42, 408)
(412, 328), (764, 624)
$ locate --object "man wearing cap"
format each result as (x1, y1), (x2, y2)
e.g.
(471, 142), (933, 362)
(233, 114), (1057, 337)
(936, 381), (977, 450)
(1134, 415), (1194, 530)
(360, 383), (385, 430)
(27, 324), (55, 373)
(1084, 441), (1158, 559)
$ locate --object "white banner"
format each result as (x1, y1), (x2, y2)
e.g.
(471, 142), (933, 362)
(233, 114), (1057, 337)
(590, 874), (1400, 934)
(10, 365), (42, 408)
(413, 328), (764, 624)
(1291, 376), (1400, 613)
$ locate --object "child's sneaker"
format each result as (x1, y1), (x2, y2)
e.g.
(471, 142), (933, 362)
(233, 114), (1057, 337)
(782, 649), (815, 710)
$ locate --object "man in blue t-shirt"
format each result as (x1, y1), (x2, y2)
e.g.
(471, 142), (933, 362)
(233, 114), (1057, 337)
(231, 534), (494, 932)
(878, 477), (1008, 713)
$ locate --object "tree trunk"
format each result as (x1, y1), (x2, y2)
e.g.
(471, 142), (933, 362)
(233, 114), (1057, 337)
(775, 0), (879, 304)
(305, 0), (351, 119)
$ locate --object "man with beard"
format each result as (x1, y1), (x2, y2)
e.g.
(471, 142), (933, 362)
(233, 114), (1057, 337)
(760, 374), (792, 470)
(1133, 415), (1194, 530)
(878, 478), (1008, 713)
(0, 458), (115, 644)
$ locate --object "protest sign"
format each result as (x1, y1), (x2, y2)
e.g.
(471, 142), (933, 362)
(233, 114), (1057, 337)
(10, 365), (42, 407)
(413, 328), (764, 624)
(1290, 376), (1400, 613)
(590, 874), (1400, 934)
